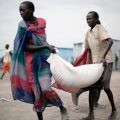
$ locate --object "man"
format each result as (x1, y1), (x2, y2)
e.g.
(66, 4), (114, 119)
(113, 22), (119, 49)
(72, 11), (117, 120)
(0, 44), (12, 79)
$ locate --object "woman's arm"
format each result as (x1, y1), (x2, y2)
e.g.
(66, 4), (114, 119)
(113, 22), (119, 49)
(25, 44), (56, 53)
(25, 44), (48, 51)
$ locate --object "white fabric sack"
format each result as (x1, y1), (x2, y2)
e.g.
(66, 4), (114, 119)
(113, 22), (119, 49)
(47, 53), (104, 90)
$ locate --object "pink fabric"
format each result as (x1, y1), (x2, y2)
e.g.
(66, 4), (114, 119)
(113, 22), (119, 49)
(27, 18), (46, 35)
(25, 52), (37, 96)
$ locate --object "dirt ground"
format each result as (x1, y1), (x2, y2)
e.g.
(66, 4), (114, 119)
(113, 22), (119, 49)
(0, 71), (120, 120)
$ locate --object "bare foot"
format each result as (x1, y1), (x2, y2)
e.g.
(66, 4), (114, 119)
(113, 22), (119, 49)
(108, 111), (117, 120)
(60, 107), (69, 120)
(81, 114), (94, 120)
(0, 98), (10, 102)
(94, 104), (106, 110)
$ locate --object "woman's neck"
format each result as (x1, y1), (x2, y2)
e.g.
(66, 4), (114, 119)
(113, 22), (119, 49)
(26, 16), (37, 24)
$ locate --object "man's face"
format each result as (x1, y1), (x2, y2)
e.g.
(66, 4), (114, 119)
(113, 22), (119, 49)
(86, 13), (97, 28)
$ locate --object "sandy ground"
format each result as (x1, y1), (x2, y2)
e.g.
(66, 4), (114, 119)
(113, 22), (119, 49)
(0, 71), (120, 120)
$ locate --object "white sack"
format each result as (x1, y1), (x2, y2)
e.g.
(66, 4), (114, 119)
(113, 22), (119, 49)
(47, 53), (104, 89)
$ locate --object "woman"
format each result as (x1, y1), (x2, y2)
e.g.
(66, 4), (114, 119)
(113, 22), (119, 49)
(10, 1), (69, 120)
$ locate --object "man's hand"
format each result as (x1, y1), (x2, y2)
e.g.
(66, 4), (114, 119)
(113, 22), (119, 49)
(101, 58), (107, 67)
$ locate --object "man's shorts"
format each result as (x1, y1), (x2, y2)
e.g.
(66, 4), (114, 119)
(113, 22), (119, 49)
(102, 63), (113, 89)
(2, 62), (10, 74)
(86, 63), (113, 90)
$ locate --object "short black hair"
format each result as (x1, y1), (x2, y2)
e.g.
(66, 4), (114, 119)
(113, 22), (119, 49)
(88, 11), (99, 19)
(5, 44), (9, 49)
(20, 1), (35, 12)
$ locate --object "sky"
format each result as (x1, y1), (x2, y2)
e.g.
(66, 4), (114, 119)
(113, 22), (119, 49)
(0, 0), (120, 50)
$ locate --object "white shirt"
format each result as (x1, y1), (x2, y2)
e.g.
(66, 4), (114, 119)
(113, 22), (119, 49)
(3, 49), (11, 63)
(85, 24), (113, 63)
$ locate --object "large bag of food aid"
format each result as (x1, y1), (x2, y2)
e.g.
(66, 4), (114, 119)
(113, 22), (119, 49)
(47, 53), (104, 93)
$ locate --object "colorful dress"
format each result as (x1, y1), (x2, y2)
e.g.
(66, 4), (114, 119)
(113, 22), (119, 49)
(10, 18), (63, 112)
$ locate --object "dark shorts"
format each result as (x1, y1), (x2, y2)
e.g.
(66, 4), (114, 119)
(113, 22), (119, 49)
(86, 63), (113, 90)
(102, 63), (113, 89)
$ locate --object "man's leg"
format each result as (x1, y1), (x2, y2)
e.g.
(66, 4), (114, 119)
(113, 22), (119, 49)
(71, 87), (101, 107)
(71, 88), (87, 105)
(0, 63), (9, 79)
(103, 63), (117, 120)
(104, 88), (117, 120)
(93, 88), (101, 107)
(0, 73), (5, 79)
(82, 89), (95, 120)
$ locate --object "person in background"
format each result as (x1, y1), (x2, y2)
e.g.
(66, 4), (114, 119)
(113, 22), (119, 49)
(0, 44), (12, 79)
(10, 1), (69, 120)
(72, 11), (117, 120)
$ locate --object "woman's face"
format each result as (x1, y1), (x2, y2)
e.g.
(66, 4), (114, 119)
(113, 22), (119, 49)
(19, 3), (33, 21)
(86, 13), (97, 28)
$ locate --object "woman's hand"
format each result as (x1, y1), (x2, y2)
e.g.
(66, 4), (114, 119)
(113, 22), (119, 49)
(47, 45), (56, 53)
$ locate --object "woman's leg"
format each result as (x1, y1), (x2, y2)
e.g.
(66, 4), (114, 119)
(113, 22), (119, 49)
(36, 112), (43, 120)
(59, 106), (69, 120)
(39, 76), (69, 120)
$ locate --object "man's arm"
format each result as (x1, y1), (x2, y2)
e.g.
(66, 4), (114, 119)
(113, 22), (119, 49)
(101, 38), (113, 66)
(102, 38), (113, 59)
(86, 48), (91, 64)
